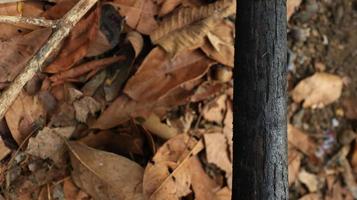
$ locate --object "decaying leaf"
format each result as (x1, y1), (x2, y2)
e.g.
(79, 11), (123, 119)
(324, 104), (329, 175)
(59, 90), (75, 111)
(124, 47), (214, 101)
(68, 141), (144, 200)
(150, 0), (235, 55)
(5, 91), (46, 144)
(63, 178), (90, 200)
(0, 28), (52, 86)
(143, 133), (218, 200)
(291, 73), (343, 108)
(110, 0), (159, 34)
(204, 132), (232, 177)
(26, 127), (75, 165)
(201, 20), (234, 67)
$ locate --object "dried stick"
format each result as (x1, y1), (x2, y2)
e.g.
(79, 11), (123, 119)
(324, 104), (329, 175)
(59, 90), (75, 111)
(0, 16), (57, 28)
(0, 0), (98, 119)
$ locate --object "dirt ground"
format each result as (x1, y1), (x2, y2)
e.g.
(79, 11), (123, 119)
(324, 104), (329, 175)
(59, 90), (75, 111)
(288, 0), (357, 199)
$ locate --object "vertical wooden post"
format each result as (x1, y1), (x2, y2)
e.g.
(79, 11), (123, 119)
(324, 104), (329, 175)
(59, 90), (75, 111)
(233, 0), (288, 199)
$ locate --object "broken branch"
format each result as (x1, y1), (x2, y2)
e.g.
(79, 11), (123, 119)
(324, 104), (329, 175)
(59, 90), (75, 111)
(0, 0), (98, 120)
(0, 16), (57, 28)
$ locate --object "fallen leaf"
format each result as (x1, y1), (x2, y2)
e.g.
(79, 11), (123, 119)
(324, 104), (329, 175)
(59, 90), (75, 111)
(298, 169), (320, 192)
(287, 0), (302, 20)
(143, 134), (213, 200)
(204, 133), (231, 175)
(288, 148), (302, 185)
(110, 0), (159, 34)
(44, 8), (99, 73)
(215, 187), (232, 200)
(156, 0), (183, 16)
(63, 178), (90, 200)
(0, 28), (52, 86)
(201, 20), (234, 67)
(291, 73), (343, 108)
(26, 127), (75, 165)
(68, 141), (144, 200)
(202, 95), (227, 124)
(73, 96), (101, 123)
(223, 100), (233, 161)
(142, 113), (178, 140)
(150, 0), (235, 55)
(42, 0), (78, 20)
(298, 193), (320, 200)
(5, 91), (46, 144)
(288, 124), (316, 156)
(124, 47), (213, 101)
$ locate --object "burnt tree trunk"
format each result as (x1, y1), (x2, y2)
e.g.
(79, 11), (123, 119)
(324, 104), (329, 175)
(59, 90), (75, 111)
(232, 0), (288, 199)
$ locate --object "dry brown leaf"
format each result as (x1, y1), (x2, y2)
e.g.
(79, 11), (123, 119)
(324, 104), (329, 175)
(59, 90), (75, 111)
(287, 0), (302, 20)
(223, 100), (233, 162)
(298, 193), (320, 200)
(202, 95), (227, 124)
(5, 91), (46, 144)
(0, 28), (52, 86)
(201, 20), (234, 67)
(110, 0), (159, 34)
(26, 127), (75, 165)
(156, 0), (183, 16)
(42, 0), (78, 20)
(63, 178), (90, 200)
(127, 31), (144, 58)
(142, 113), (178, 140)
(68, 141), (144, 200)
(0, 2), (45, 40)
(124, 47), (213, 101)
(215, 187), (232, 200)
(44, 8), (99, 73)
(288, 148), (302, 186)
(288, 124), (316, 156)
(204, 133), (231, 175)
(150, 0), (235, 55)
(298, 169), (320, 192)
(291, 73), (343, 108)
(143, 134), (211, 200)
(73, 96), (101, 123)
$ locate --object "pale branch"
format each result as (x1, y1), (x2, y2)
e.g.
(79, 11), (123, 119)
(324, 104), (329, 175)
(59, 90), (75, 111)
(0, 16), (57, 28)
(0, 0), (98, 119)
(0, 0), (56, 3)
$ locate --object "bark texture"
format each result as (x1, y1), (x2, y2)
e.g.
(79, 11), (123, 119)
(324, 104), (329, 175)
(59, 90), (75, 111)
(233, 0), (288, 199)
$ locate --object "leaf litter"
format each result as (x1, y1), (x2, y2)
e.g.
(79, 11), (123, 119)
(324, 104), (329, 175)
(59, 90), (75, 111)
(0, 0), (353, 199)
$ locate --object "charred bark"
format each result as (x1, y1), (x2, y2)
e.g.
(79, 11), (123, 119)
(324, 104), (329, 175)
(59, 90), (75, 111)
(232, 0), (288, 199)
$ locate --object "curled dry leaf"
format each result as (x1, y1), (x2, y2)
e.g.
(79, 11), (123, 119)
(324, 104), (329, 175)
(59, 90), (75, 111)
(0, 28), (52, 87)
(298, 169), (320, 192)
(291, 73), (343, 108)
(124, 47), (214, 101)
(150, 0), (235, 55)
(201, 20), (234, 67)
(110, 0), (159, 34)
(68, 141), (144, 200)
(143, 133), (219, 200)
(5, 91), (46, 144)
(0, 2), (44, 40)
(26, 127), (75, 165)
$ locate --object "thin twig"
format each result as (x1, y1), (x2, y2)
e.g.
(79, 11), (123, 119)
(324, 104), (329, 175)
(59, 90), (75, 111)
(0, 16), (57, 28)
(0, 0), (98, 120)
(0, 0), (56, 3)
